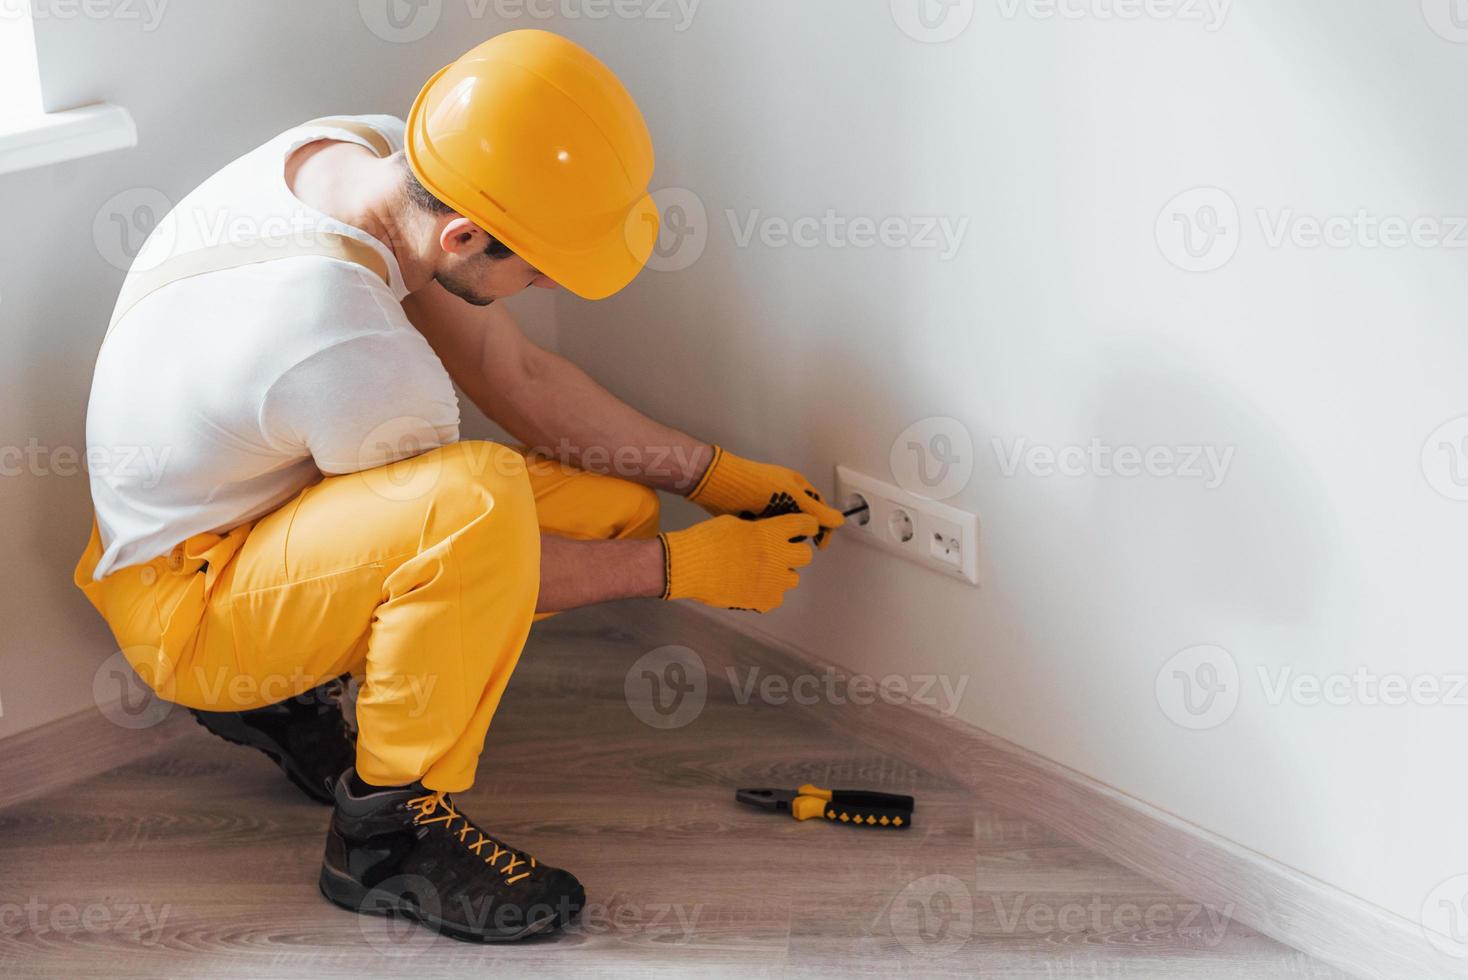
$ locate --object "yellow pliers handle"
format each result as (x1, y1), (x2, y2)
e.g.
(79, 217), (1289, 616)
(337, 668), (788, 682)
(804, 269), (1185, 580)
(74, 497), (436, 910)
(736, 784), (916, 828)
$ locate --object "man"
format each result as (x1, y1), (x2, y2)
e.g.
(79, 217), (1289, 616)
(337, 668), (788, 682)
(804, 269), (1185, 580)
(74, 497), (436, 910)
(75, 30), (843, 943)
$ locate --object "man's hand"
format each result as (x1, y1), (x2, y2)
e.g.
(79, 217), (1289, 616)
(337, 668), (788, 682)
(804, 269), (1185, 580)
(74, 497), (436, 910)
(660, 514), (818, 612)
(688, 447), (845, 548)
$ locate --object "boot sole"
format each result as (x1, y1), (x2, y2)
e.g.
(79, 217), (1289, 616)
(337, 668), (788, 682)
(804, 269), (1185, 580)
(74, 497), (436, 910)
(190, 710), (337, 805)
(318, 865), (561, 943)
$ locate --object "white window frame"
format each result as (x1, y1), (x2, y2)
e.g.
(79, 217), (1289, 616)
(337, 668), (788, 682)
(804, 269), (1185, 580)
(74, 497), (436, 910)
(0, 1), (135, 176)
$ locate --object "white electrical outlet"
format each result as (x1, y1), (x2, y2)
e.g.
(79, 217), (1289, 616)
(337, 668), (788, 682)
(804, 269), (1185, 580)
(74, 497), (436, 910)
(834, 465), (980, 585)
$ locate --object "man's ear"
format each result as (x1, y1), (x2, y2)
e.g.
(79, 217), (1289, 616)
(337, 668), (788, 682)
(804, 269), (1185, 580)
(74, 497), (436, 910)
(438, 217), (486, 256)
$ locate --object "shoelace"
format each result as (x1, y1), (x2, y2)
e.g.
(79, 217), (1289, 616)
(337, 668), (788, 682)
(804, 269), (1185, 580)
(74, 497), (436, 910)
(405, 792), (537, 885)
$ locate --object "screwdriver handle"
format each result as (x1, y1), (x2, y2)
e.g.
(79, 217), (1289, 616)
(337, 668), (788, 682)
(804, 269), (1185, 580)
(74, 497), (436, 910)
(738, 495), (832, 545)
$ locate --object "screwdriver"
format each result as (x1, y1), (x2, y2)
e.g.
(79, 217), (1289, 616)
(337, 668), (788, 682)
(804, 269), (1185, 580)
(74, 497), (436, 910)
(741, 497), (869, 544)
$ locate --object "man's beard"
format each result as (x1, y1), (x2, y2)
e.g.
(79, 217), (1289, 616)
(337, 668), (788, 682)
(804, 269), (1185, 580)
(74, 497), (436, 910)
(434, 271), (496, 307)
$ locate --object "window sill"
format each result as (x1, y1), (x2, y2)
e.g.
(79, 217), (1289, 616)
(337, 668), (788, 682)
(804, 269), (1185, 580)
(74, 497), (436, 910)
(0, 103), (136, 177)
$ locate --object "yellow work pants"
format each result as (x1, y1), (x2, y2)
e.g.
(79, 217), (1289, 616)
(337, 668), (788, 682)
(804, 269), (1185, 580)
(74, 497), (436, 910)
(74, 441), (659, 792)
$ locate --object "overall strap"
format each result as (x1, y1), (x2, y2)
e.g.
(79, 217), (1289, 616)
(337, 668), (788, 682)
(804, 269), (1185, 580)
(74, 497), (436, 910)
(106, 233), (391, 336)
(105, 117), (396, 339)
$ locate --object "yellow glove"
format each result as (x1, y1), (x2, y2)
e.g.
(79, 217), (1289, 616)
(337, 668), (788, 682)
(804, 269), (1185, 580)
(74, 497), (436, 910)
(660, 514), (818, 612)
(688, 446), (844, 548)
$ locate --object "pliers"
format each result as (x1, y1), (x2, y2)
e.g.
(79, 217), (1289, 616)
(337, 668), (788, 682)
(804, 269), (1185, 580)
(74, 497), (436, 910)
(735, 784), (916, 829)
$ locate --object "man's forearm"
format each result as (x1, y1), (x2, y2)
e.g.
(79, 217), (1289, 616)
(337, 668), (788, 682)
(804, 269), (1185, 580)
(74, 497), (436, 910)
(487, 346), (713, 495)
(404, 290), (713, 494)
(537, 534), (665, 613)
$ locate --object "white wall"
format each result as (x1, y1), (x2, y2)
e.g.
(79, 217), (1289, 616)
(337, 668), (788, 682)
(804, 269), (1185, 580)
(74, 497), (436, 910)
(0, 0), (552, 739)
(547, 1), (1468, 926)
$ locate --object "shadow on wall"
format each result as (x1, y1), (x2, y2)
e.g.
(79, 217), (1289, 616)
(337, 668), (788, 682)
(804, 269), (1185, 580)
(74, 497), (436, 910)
(1087, 339), (1337, 629)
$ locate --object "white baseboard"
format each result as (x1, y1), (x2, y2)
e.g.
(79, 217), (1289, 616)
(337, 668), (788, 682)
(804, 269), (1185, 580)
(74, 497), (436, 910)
(624, 600), (1468, 980)
(0, 698), (190, 810)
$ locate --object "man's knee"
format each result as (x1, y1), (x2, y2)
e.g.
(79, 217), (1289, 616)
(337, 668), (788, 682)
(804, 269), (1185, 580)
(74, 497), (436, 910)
(608, 479), (660, 539)
(405, 441), (538, 538)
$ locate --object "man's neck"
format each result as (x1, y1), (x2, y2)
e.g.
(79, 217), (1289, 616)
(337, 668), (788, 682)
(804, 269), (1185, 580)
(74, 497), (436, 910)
(285, 141), (437, 293)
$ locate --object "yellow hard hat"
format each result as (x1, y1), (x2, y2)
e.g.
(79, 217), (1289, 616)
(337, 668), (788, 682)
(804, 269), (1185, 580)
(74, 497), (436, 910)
(405, 30), (659, 300)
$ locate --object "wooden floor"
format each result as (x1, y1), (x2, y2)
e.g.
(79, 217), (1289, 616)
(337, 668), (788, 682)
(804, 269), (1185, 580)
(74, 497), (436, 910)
(0, 603), (1347, 979)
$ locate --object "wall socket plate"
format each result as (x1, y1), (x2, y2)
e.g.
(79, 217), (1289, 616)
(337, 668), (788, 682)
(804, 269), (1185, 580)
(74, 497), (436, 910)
(834, 465), (980, 586)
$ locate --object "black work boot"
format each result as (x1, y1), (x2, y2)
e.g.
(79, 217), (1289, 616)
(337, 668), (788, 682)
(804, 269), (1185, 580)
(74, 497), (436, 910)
(319, 770), (586, 942)
(188, 674), (355, 805)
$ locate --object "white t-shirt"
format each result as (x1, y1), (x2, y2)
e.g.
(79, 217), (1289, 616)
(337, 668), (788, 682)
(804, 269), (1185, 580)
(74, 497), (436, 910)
(86, 115), (461, 579)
